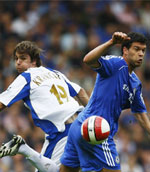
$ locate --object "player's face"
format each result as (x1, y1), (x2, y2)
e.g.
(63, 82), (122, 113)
(125, 42), (146, 69)
(15, 52), (36, 73)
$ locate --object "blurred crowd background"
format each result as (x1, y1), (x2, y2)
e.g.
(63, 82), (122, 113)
(0, 0), (150, 172)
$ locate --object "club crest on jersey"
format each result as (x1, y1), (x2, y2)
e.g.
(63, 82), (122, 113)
(115, 156), (120, 164)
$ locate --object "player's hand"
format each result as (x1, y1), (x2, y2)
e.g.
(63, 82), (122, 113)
(112, 32), (130, 45)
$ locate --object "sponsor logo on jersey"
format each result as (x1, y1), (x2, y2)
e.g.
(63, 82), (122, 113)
(123, 84), (134, 104)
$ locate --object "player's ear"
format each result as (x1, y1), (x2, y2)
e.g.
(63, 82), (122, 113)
(32, 60), (37, 66)
(123, 47), (128, 56)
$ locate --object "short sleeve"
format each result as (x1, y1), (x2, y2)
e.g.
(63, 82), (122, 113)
(131, 84), (147, 113)
(0, 73), (31, 107)
(93, 55), (125, 77)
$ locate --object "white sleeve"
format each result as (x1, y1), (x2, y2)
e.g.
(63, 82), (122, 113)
(0, 75), (27, 106)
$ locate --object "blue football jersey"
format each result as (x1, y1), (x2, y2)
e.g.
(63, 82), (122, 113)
(78, 55), (147, 137)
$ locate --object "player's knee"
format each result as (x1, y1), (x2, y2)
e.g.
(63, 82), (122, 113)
(59, 165), (68, 172)
(100, 168), (121, 172)
(59, 164), (79, 172)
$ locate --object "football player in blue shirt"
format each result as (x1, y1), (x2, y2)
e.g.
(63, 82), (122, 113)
(60, 32), (150, 172)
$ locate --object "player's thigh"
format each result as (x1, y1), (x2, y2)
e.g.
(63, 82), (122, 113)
(59, 164), (80, 172)
(99, 168), (121, 172)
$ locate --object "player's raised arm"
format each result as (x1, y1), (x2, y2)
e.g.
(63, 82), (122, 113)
(83, 32), (130, 68)
(134, 112), (150, 135)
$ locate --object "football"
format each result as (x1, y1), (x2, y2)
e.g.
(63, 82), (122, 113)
(81, 116), (110, 145)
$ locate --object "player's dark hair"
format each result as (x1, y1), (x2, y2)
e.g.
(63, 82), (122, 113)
(13, 41), (43, 67)
(121, 32), (148, 55)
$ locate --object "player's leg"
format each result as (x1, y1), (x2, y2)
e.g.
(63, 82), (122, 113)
(39, 123), (71, 168)
(59, 166), (121, 172)
(59, 165), (80, 172)
(33, 133), (69, 172)
(0, 135), (59, 172)
(61, 119), (121, 172)
(60, 120), (81, 172)
(21, 143), (59, 172)
(100, 168), (121, 172)
(40, 135), (68, 167)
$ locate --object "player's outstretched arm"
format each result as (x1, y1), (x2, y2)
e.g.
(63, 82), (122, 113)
(75, 88), (89, 107)
(83, 32), (130, 68)
(134, 112), (150, 134)
(0, 102), (6, 111)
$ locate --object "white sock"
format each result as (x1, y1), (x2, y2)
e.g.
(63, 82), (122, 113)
(18, 144), (59, 172)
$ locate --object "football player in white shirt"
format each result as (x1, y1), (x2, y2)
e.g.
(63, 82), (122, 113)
(0, 41), (89, 172)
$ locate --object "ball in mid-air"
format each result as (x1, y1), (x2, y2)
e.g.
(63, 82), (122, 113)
(81, 116), (110, 144)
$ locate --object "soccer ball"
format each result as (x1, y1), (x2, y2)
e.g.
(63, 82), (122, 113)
(81, 116), (110, 145)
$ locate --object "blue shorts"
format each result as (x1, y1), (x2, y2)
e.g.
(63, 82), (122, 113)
(60, 119), (121, 171)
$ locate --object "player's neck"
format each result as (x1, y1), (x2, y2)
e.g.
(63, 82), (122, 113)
(123, 56), (133, 74)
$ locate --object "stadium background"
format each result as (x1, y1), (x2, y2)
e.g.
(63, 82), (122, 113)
(0, 0), (150, 171)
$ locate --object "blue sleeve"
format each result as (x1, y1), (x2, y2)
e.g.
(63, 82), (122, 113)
(66, 81), (78, 97)
(93, 55), (125, 77)
(131, 84), (147, 113)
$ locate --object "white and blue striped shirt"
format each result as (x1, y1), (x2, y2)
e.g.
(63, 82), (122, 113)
(0, 66), (83, 137)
